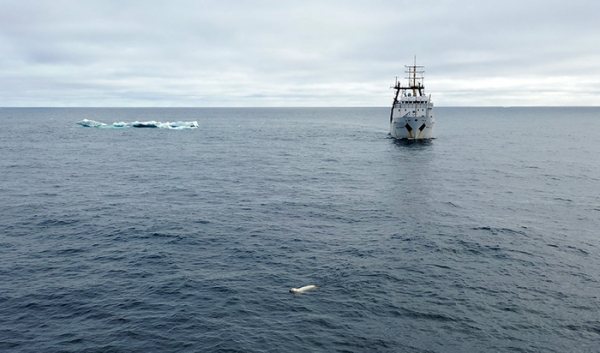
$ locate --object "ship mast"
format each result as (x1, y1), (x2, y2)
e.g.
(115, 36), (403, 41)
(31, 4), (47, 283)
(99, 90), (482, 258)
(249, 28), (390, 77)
(390, 58), (426, 121)
(412, 56), (417, 96)
(406, 56), (425, 97)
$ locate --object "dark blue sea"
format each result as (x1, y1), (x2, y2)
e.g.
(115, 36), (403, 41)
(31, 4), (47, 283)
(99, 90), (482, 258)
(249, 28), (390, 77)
(1, 107), (600, 352)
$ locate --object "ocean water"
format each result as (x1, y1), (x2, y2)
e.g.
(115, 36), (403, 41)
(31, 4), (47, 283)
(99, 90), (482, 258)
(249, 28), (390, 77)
(1, 107), (600, 352)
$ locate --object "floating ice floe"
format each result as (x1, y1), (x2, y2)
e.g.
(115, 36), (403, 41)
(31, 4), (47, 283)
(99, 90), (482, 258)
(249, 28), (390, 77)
(77, 119), (107, 127)
(77, 119), (198, 129)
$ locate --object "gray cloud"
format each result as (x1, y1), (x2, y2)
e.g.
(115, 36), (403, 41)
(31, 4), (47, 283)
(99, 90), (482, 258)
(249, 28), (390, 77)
(1, 0), (599, 106)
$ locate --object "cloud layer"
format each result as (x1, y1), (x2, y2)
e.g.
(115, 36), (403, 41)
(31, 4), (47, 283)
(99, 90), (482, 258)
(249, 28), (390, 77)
(1, 0), (599, 106)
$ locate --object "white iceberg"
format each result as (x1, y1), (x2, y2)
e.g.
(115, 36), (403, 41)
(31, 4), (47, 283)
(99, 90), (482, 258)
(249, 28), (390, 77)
(77, 119), (199, 129)
(77, 119), (107, 127)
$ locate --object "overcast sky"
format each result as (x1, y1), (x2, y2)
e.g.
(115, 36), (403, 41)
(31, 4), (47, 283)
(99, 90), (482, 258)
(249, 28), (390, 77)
(1, 0), (599, 107)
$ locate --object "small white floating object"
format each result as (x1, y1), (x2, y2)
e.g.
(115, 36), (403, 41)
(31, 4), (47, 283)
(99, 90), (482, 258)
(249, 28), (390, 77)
(289, 285), (318, 293)
(77, 119), (106, 127)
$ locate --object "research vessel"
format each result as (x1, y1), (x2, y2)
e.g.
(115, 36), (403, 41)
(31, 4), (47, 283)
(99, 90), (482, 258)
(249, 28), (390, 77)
(389, 59), (434, 139)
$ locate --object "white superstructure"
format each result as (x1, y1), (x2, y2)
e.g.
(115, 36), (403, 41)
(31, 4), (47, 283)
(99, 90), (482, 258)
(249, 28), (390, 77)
(389, 59), (434, 139)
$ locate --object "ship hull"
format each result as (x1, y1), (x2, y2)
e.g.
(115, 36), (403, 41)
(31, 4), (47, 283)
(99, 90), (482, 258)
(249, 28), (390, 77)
(390, 116), (434, 139)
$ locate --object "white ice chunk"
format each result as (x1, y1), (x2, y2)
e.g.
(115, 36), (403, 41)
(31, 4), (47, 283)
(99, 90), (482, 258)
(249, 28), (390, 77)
(77, 119), (107, 127)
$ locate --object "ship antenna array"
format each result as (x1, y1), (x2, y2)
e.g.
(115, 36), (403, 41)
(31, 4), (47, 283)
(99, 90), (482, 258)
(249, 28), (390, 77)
(405, 66), (425, 83)
(405, 63), (425, 96)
